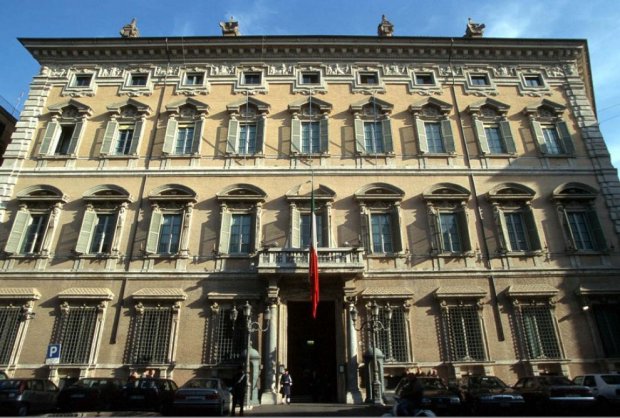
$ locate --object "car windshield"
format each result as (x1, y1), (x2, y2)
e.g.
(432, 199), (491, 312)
(72, 379), (119, 388)
(540, 376), (572, 386)
(0, 380), (24, 389)
(469, 377), (507, 389)
(601, 375), (620, 385)
(184, 379), (219, 389)
(420, 378), (448, 390)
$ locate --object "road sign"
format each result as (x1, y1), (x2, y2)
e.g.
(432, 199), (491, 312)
(45, 344), (61, 365)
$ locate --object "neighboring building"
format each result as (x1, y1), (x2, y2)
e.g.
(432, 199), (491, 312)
(0, 100), (17, 166)
(0, 18), (619, 404)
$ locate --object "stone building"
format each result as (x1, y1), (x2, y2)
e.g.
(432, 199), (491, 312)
(0, 102), (17, 166)
(0, 18), (619, 404)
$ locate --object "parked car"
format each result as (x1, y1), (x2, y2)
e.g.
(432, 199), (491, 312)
(56, 377), (125, 412)
(514, 375), (596, 415)
(573, 373), (620, 414)
(392, 376), (461, 416)
(0, 372), (6, 380)
(119, 378), (178, 414)
(172, 378), (231, 416)
(455, 375), (525, 416)
(0, 378), (59, 416)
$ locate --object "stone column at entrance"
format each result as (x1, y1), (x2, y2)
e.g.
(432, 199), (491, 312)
(261, 301), (278, 404)
(346, 301), (363, 404)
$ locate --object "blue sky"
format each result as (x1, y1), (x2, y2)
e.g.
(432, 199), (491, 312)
(1, 0), (619, 166)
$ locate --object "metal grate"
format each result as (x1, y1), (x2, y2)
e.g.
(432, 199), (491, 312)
(0, 306), (22, 365)
(131, 306), (173, 364)
(446, 305), (486, 361)
(376, 308), (409, 363)
(211, 309), (246, 364)
(58, 306), (98, 364)
(593, 303), (620, 357)
(519, 305), (562, 359)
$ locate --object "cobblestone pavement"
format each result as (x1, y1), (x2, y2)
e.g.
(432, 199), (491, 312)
(243, 402), (390, 417)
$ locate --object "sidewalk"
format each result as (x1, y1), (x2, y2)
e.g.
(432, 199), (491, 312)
(246, 402), (390, 417)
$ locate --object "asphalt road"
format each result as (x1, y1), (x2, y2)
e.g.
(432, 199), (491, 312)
(244, 403), (390, 417)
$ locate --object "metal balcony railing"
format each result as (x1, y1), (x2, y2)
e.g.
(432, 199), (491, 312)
(257, 247), (364, 275)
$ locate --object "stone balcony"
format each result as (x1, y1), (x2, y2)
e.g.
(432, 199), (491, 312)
(256, 247), (365, 277)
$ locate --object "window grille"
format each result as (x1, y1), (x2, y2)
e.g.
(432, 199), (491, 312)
(592, 303), (620, 357)
(57, 305), (98, 364)
(376, 307), (409, 363)
(211, 308), (247, 364)
(131, 306), (173, 364)
(446, 305), (486, 361)
(517, 304), (561, 359)
(0, 306), (22, 365)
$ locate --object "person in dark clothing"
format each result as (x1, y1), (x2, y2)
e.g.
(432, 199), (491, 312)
(231, 367), (247, 416)
(280, 369), (293, 404)
(396, 373), (424, 416)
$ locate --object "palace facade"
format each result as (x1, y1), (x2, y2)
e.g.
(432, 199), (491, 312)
(0, 18), (619, 404)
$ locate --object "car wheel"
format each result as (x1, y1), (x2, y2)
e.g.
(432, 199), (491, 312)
(17, 404), (29, 417)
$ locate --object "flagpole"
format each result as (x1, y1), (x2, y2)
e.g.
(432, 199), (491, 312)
(309, 90), (319, 319)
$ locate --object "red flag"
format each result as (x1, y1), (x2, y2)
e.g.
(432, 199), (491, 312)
(309, 186), (319, 319)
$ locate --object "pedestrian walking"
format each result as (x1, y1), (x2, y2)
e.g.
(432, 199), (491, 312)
(231, 367), (247, 416)
(280, 369), (293, 404)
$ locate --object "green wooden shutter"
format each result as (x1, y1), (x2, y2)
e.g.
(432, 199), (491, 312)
(391, 205), (403, 252)
(524, 207), (542, 251)
(290, 119), (301, 154)
(100, 120), (119, 155)
(457, 209), (472, 252)
(499, 120), (516, 154)
(530, 119), (547, 154)
(40, 121), (60, 155)
(4, 211), (31, 254)
(557, 121), (575, 155)
(320, 118), (329, 153)
(218, 211), (232, 254)
(415, 118), (428, 154)
(587, 209), (607, 251)
(382, 118), (394, 153)
(474, 119), (490, 154)
(493, 207), (509, 252)
(354, 119), (366, 154)
(75, 209), (98, 254)
(145, 210), (163, 254)
(162, 118), (178, 155)
(360, 209), (371, 253)
(321, 211), (330, 248)
(291, 206), (301, 248)
(441, 119), (455, 153)
(428, 208), (442, 252)
(256, 117), (265, 154)
(129, 120), (144, 155)
(560, 207), (576, 251)
(226, 119), (239, 154)
(192, 119), (204, 154)
(67, 121), (84, 155)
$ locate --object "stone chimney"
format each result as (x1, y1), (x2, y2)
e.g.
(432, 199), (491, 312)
(377, 15), (394, 37)
(220, 16), (240, 37)
(464, 18), (485, 38)
(120, 18), (140, 38)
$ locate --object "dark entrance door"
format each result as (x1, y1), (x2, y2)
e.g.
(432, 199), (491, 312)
(287, 301), (337, 403)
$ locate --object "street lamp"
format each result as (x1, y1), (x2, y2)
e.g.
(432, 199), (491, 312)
(350, 300), (392, 405)
(230, 301), (271, 406)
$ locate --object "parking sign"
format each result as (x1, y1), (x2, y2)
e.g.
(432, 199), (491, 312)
(45, 344), (61, 365)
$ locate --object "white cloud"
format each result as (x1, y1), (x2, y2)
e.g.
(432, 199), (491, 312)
(224, 0), (279, 35)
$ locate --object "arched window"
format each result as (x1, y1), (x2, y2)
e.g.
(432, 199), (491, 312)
(163, 99), (209, 156)
(423, 183), (472, 255)
(100, 99), (151, 157)
(288, 97), (332, 155)
(467, 98), (516, 155)
(524, 99), (575, 156)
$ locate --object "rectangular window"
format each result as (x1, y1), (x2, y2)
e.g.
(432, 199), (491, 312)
(505, 212), (529, 251)
(360, 72), (379, 85)
(185, 72), (204, 85)
(524, 75), (543, 87)
(301, 72), (320, 85)
(447, 305), (486, 361)
(415, 73), (434, 85)
(364, 121), (384, 154)
(21, 214), (48, 254)
(115, 127), (134, 155)
(300, 213), (324, 248)
(210, 308), (246, 364)
(425, 122), (445, 153)
(74, 74), (92, 87)
(243, 72), (262, 85)
(542, 126), (563, 155)
(377, 307), (409, 363)
(567, 211), (595, 250)
(439, 212), (462, 252)
(58, 306), (98, 364)
(238, 124), (257, 155)
(301, 122), (320, 154)
(131, 306), (173, 364)
(229, 214), (252, 254)
(130, 73), (148, 86)
(470, 74), (490, 86)
(0, 306), (22, 365)
(55, 125), (75, 155)
(371, 213), (394, 253)
(484, 126), (506, 154)
(175, 126), (195, 155)
(592, 303), (620, 357)
(157, 214), (182, 254)
(519, 305), (562, 359)
(89, 214), (116, 254)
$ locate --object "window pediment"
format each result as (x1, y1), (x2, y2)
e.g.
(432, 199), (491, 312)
(506, 284), (557, 298)
(83, 185), (132, 203)
(166, 98), (209, 115)
(523, 99), (566, 118)
(286, 183), (335, 202)
(217, 184), (266, 203)
(17, 185), (68, 203)
(355, 183), (404, 202)
(227, 97), (270, 115)
(58, 288), (114, 301)
(552, 182), (598, 201)
(288, 97), (333, 115)
(434, 286), (486, 300)
(148, 184), (197, 203)
(132, 288), (187, 301)
(488, 183), (535, 201)
(350, 97), (393, 115)
(47, 99), (93, 118)
(107, 98), (151, 117)
(409, 97), (452, 116)
(0, 288), (41, 300)
(423, 183), (470, 201)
